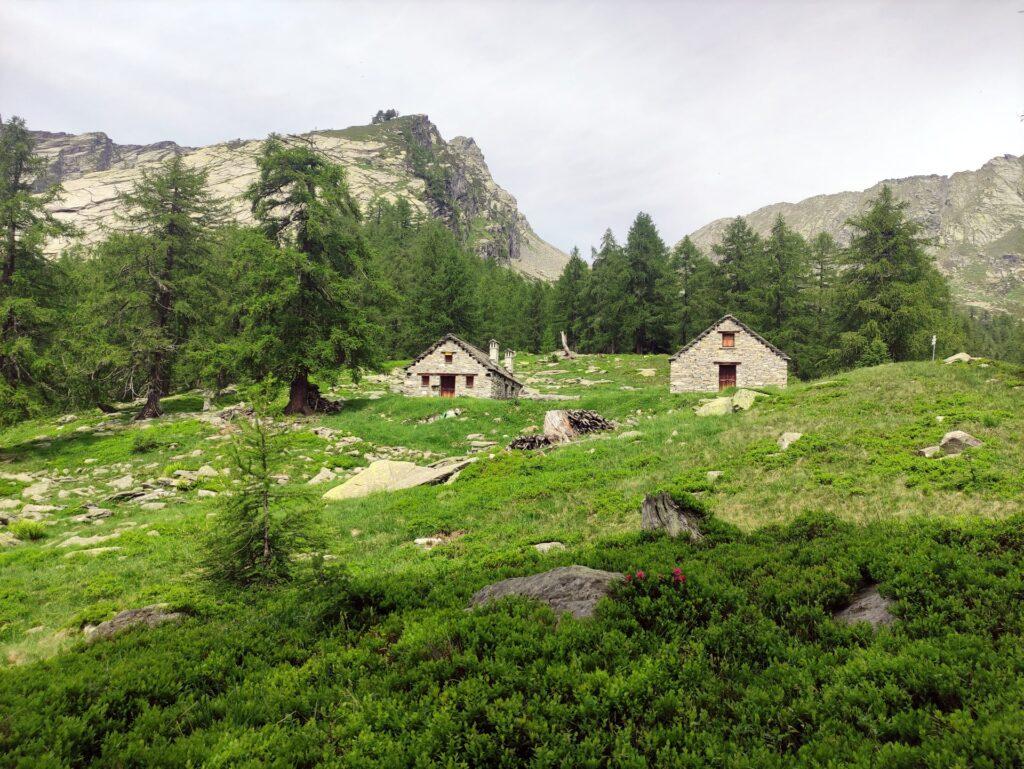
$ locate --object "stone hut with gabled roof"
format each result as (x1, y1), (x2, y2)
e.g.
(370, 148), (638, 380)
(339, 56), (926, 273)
(670, 315), (789, 393)
(402, 334), (524, 399)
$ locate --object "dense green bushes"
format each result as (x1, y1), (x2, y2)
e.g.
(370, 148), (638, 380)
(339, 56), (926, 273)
(3, 512), (1023, 767)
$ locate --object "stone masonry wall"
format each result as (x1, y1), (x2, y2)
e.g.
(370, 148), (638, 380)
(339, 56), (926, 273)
(669, 318), (788, 393)
(401, 343), (521, 399)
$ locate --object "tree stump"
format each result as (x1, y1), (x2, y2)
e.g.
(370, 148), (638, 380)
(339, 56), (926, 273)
(543, 409), (614, 443)
(640, 492), (704, 541)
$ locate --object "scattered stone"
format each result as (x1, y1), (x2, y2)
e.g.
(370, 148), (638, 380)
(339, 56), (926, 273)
(140, 502), (166, 511)
(943, 352), (974, 364)
(694, 397), (733, 417)
(637, 368), (656, 377)
(778, 432), (803, 451)
(63, 546), (121, 558)
(109, 474), (135, 491)
(20, 503), (61, 516)
(466, 433), (485, 440)
(413, 530), (465, 550)
(833, 585), (895, 629)
(57, 531), (123, 548)
(147, 530), (160, 537)
(916, 445), (941, 458)
(322, 457), (474, 501)
(640, 492), (704, 541)
(57, 414), (77, 424)
(421, 408), (462, 424)
(939, 430), (982, 455)
(307, 467), (336, 485)
(197, 489), (218, 498)
(706, 471), (723, 482)
(0, 532), (21, 547)
(70, 506), (113, 523)
(21, 480), (52, 500)
(84, 604), (183, 642)
(0, 498), (22, 510)
(197, 465), (218, 478)
(617, 430), (643, 440)
(469, 565), (623, 619)
(533, 541), (566, 554)
(731, 389), (763, 411)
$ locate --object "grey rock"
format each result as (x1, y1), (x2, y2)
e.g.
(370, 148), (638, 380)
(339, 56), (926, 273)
(916, 445), (941, 458)
(833, 585), (895, 629)
(533, 541), (566, 554)
(778, 432), (803, 450)
(939, 430), (982, 455)
(84, 604), (183, 642)
(469, 565), (622, 619)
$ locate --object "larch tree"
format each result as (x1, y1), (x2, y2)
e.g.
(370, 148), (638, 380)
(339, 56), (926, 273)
(671, 235), (719, 345)
(244, 137), (382, 415)
(0, 115), (70, 421)
(552, 246), (590, 349)
(621, 212), (678, 354)
(93, 154), (224, 419)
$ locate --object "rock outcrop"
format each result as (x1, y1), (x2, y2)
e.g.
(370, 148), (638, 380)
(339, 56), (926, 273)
(469, 565), (622, 619)
(32, 115), (568, 280)
(833, 585), (895, 629)
(687, 154), (1024, 316)
(321, 457), (473, 501)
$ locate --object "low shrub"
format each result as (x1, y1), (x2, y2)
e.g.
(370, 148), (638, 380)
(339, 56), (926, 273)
(9, 519), (47, 541)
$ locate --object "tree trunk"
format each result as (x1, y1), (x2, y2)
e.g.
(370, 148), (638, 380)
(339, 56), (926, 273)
(135, 388), (163, 420)
(640, 492), (704, 541)
(283, 372), (314, 416)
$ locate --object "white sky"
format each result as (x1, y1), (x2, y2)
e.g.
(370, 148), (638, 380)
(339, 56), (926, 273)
(2, 0), (1022, 253)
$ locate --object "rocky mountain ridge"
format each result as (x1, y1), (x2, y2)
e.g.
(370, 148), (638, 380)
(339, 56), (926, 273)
(32, 115), (569, 280)
(688, 154), (1024, 315)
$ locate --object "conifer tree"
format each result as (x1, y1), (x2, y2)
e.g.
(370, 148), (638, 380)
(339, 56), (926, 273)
(671, 236), (719, 345)
(585, 229), (629, 352)
(621, 212), (679, 353)
(0, 116), (69, 422)
(713, 217), (765, 321)
(244, 137), (382, 415)
(552, 246), (590, 349)
(88, 154), (223, 419)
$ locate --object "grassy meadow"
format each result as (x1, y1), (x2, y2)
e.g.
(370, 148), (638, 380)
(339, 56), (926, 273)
(1, 353), (1023, 766)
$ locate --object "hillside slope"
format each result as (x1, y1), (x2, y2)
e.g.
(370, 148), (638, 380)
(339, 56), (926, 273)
(32, 115), (569, 280)
(688, 154), (1024, 315)
(1, 355), (1022, 765)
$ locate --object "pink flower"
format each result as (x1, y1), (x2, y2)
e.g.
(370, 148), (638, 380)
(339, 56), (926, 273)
(624, 573), (633, 583)
(672, 567), (686, 584)
(635, 570), (646, 581)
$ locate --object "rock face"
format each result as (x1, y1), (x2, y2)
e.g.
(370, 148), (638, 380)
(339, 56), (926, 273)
(469, 565), (622, 619)
(321, 457), (473, 501)
(938, 430), (982, 455)
(687, 154), (1024, 316)
(31, 115), (568, 280)
(833, 585), (895, 629)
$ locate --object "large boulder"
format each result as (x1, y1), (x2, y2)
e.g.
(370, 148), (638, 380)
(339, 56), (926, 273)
(939, 430), (982, 455)
(322, 458), (473, 501)
(730, 389), (763, 411)
(833, 585), (895, 629)
(84, 604), (183, 642)
(640, 492), (703, 541)
(469, 565), (622, 619)
(694, 397), (733, 417)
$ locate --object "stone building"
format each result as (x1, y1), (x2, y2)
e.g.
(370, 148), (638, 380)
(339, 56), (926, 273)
(669, 315), (789, 393)
(402, 334), (523, 399)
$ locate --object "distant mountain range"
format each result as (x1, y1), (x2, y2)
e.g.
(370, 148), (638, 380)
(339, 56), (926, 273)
(30, 114), (569, 280)
(688, 154), (1024, 316)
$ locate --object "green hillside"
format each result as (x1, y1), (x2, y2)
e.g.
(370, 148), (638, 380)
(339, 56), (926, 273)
(1, 355), (1023, 766)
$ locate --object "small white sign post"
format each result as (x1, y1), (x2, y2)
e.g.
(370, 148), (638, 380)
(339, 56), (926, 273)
(931, 334), (937, 362)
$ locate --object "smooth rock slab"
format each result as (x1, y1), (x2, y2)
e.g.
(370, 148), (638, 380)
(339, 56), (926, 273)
(731, 389), (763, 411)
(833, 585), (895, 629)
(943, 352), (974, 364)
(694, 397), (733, 417)
(533, 541), (566, 554)
(469, 565), (622, 619)
(84, 604), (183, 642)
(322, 458), (473, 501)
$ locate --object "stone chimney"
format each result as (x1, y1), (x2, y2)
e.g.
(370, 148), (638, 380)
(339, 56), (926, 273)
(489, 339), (499, 362)
(504, 350), (515, 373)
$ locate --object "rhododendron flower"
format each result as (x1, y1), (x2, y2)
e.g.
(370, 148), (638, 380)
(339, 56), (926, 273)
(672, 567), (686, 584)
(635, 570), (646, 580)
(624, 573), (633, 583)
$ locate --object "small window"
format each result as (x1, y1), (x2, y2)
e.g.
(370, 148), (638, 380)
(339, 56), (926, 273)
(466, 375), (475, 388)
(421, 374), (430, 387)
(444, 353), (454, 364)
(721, 332), (735, 348)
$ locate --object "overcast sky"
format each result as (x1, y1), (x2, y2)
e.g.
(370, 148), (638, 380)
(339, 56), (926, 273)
(2, 0), (1022, 253)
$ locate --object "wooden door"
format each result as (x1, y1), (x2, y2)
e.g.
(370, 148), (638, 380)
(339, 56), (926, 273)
(440, 375), (456, 397)
(718, 364), (737, 391)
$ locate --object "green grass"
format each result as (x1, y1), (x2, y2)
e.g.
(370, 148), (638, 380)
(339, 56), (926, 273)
(1, 354), (1023, 765)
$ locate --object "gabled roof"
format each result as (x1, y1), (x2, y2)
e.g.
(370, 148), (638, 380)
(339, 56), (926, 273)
(405, 333), (524, 385)
(669, 314), (790, 362)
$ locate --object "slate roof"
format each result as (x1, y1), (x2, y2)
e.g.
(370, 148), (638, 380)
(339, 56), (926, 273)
(669, 315), (790, 362)
(405, 333), (524, 386)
